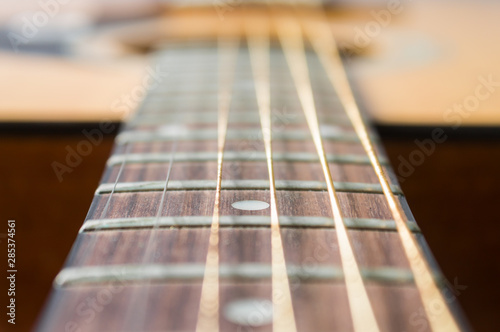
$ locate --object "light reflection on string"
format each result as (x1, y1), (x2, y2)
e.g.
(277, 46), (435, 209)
(275, 12), (380, 332)
(247, 16), (298, 332)
(196, 38), (239, 332)
(302, 9), (461, 332)
(100, 143), (132, 219)
(121, 139), (177, 331)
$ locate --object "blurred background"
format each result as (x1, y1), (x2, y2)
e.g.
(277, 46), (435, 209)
(0, 0), (499, 331)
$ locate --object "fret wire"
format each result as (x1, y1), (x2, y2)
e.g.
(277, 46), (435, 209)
(81, 216), (421, 233)
(276, 13), (380, 332)
(248, 20), (298, 332)
(95, 180), (403, 195)
(115, 128), (366, 144)
(129, 112), (351, 126)
(303, 10), (462, 332)
(145, 88), (343, 99)
(196, 37), (239, 332)
(56, 264), (434, 287)
(106, 151), (389, 166)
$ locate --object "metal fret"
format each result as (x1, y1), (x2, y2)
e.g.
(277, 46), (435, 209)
(139, 100), (344, 114)
(106, 151), (388, 166)
(146, 85), (341, 95)
(115, 128), (370, 144)
(143, 93), (341, 103)
(95, 180), (403, 195)
(55, 263), (438, 288)
(129, 67), (335, 80)
(81, 216), (420, 232)
(129, 112), (351, 126)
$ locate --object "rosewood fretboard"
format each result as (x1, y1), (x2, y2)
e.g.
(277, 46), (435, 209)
(36, 37), (467, 332)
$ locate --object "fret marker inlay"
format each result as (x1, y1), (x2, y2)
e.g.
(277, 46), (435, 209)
(231, 200), (270, 211)
(223, 298), (273, 327)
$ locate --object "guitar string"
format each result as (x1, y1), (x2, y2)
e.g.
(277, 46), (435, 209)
(119, 137), (178, 332)
(74, 140), (133, 305)
(247, 17), (298, 332)
(275, 12), (381, 332)
(116, 52), (188, 331)
(100, 142), (132, 219)
(196, 37), (240, 332)
(302, 10), (461, 332)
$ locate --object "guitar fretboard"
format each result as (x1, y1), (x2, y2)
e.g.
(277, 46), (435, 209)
(36, 37), (465, 332)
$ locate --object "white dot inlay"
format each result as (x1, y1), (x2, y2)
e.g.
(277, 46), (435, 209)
(223, 298), (273, 327)
(157, 124), (185, 136)
(319, 124), (343, 136)
(231, 200), (270, 211)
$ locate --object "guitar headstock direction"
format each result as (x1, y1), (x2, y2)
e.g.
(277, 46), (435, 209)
(90, 2), (386, 56)
(2, 0), (499, 125)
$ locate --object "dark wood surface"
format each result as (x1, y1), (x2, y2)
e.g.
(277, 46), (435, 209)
(383, 133), (500, 332)
(0, 127), (499, 331)
(0, 129), (117, 332)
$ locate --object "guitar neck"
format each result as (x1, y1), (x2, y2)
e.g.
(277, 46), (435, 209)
(36, 34), (467, 331)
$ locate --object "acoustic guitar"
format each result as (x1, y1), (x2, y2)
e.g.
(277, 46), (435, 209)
(34, 2), (473, 331)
